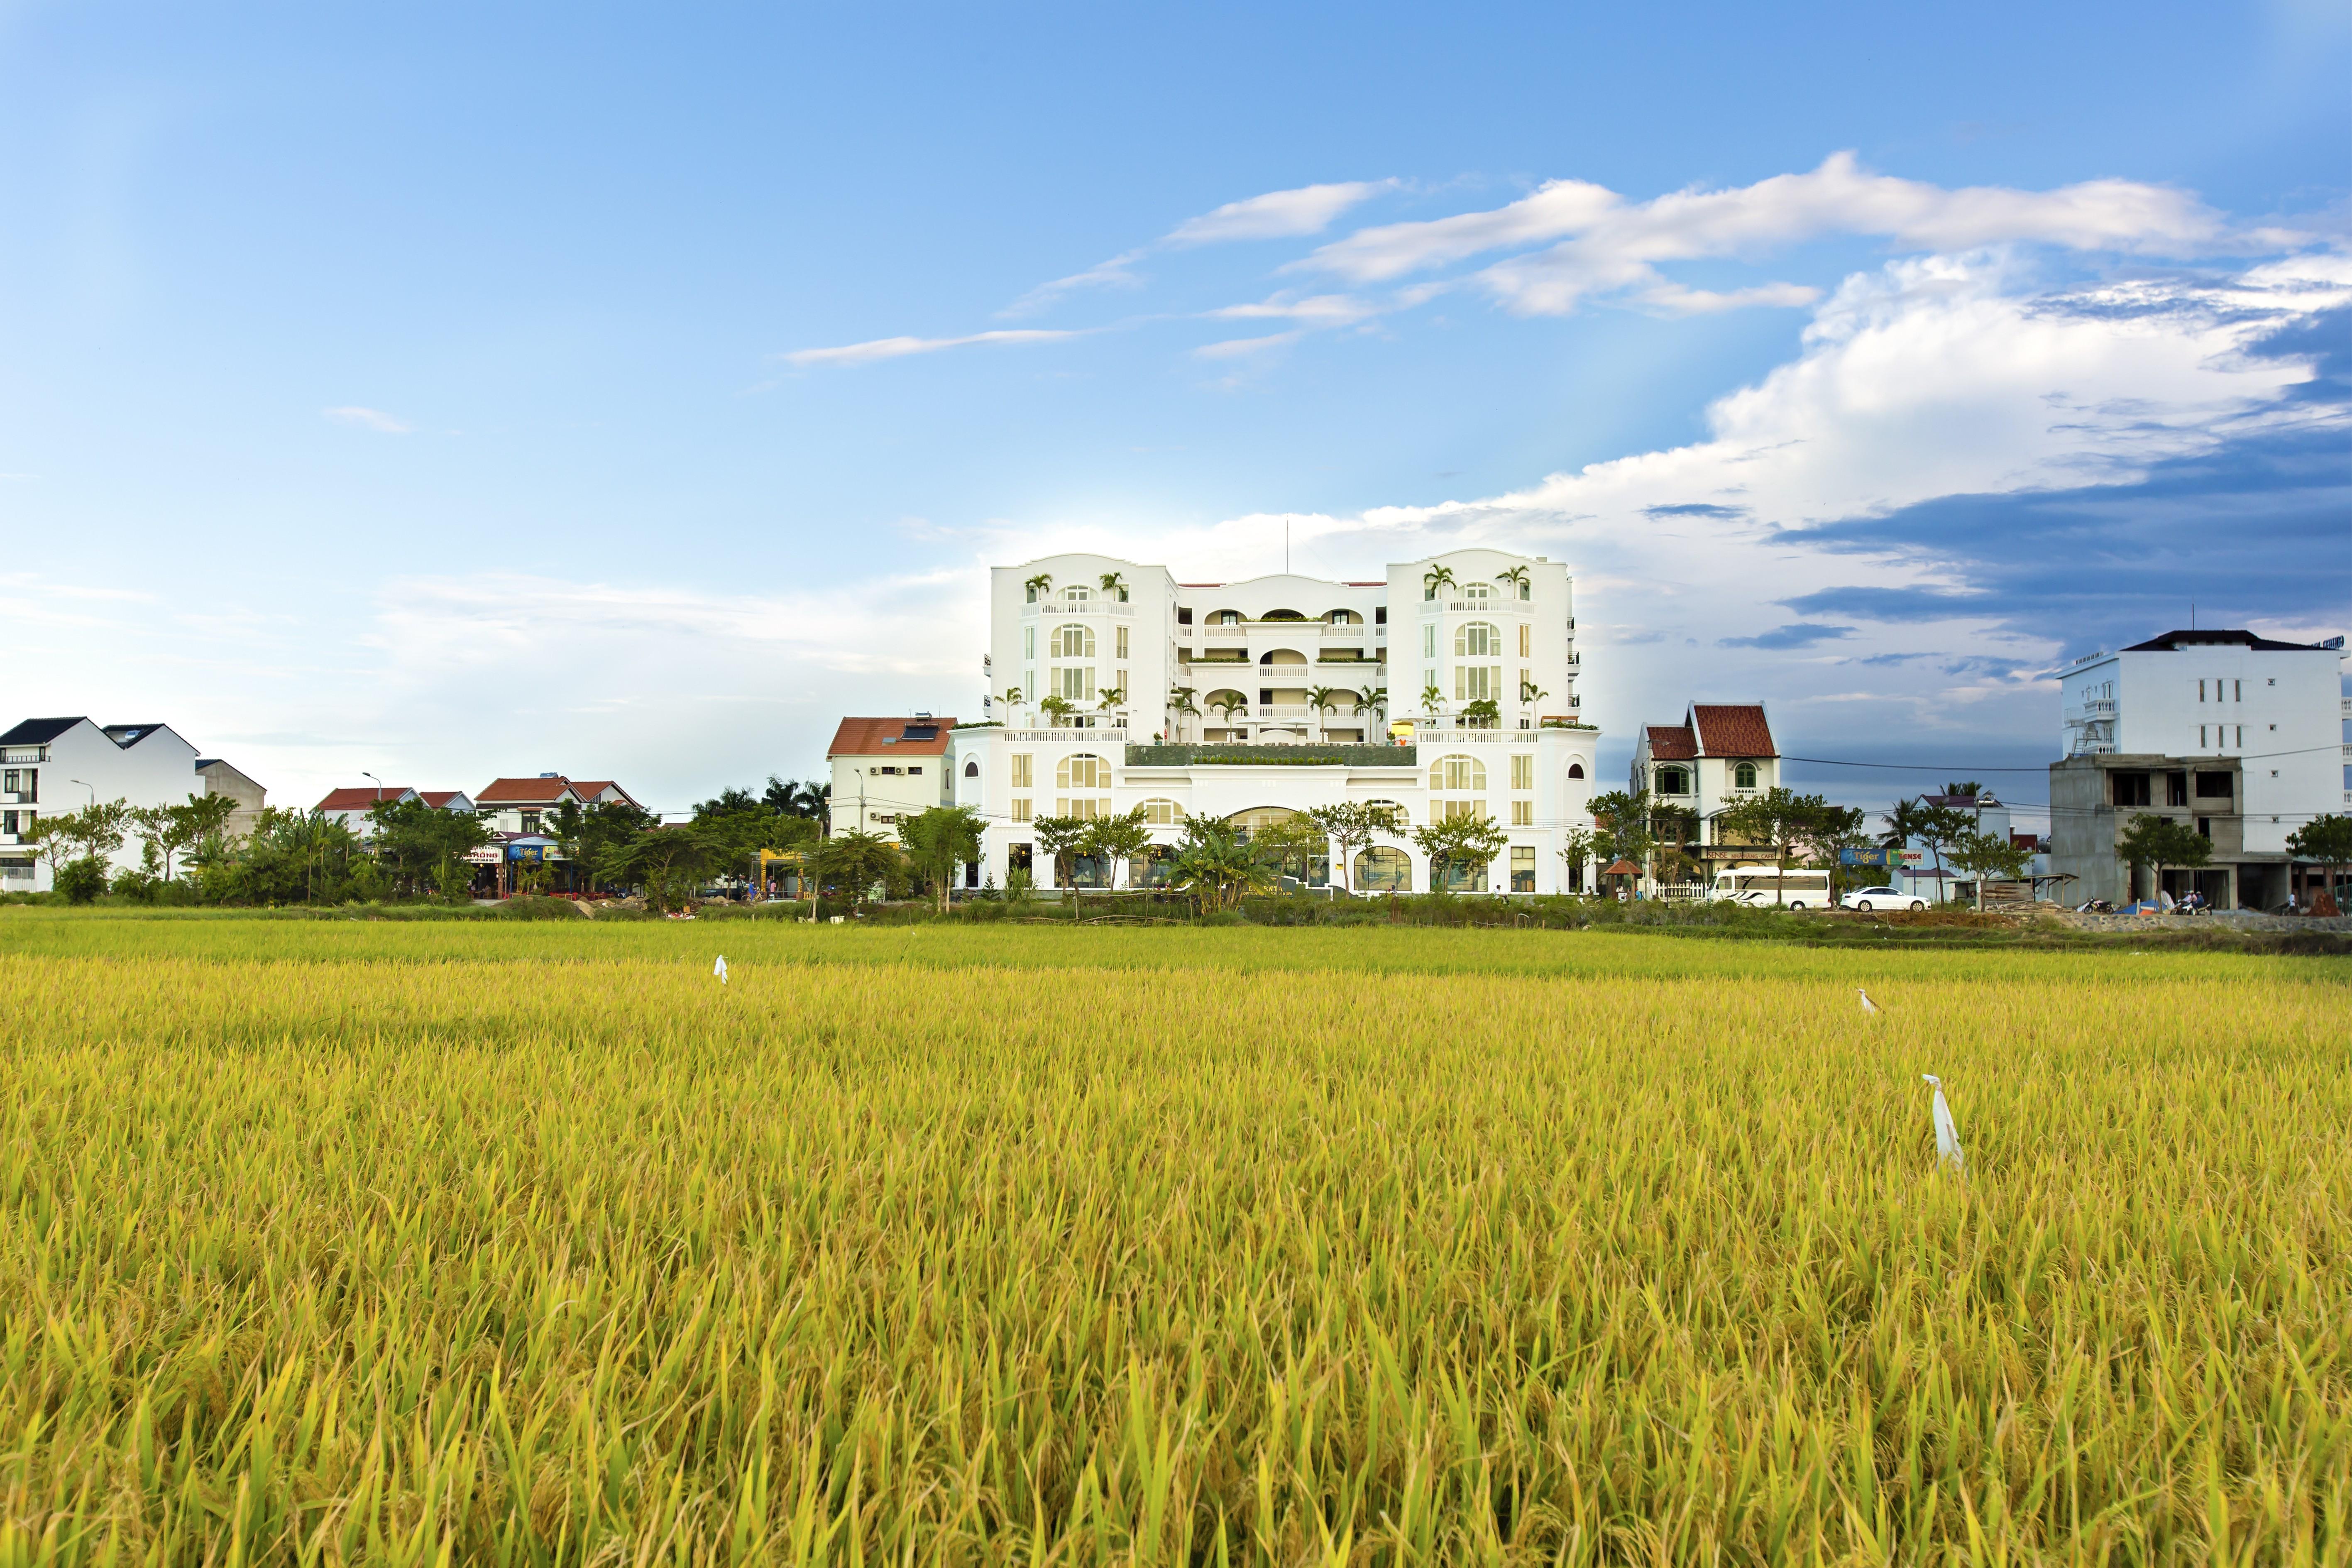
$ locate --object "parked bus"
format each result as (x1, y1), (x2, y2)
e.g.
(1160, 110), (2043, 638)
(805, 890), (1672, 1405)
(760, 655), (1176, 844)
(1711, 864), (1833, 909)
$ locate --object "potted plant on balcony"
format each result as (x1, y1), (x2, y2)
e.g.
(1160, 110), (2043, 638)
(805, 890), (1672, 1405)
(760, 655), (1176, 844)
(1023, 572), (1053, 603)
(1421, 564), (1456, 601)
(1098, 570), (1128, 602)
(1495, 565), (1531, 599)
(1460, 697), (1500, 730)
(1039, 695), (1076, 728)
(1095, 686), (1126, 731)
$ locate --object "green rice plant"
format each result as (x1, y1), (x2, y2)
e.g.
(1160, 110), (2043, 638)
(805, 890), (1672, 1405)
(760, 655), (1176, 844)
(0, 915), (2342, 1563)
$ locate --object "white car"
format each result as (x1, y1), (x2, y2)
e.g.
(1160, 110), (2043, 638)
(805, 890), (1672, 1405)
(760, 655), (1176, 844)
(1841, 887), (1927, 912)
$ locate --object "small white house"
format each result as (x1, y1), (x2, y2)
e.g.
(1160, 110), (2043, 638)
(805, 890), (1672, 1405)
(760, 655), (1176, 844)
(829, 718), (956, 842)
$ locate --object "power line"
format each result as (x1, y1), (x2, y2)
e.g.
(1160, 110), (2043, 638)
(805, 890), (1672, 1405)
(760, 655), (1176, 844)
(1782, 742), (2344, 772)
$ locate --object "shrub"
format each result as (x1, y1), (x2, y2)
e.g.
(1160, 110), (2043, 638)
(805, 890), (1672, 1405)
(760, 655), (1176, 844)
(55, 857), (108, 905)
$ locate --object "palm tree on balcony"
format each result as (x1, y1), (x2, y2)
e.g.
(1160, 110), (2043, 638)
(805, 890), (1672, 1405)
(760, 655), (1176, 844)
(1001, 685), (1024, 710)
(1355, 687), (1388, 726)
(1305, 685), (1338, 734)
(1023, 572), (1054, 603)
(1039, 695), (1076, 727)
(1096, 686), (1127, 731)
(1495, 565), (1530, 599)
(1421, 565), (1456, 602)
(1210, 692), (1248, 729)
(1098, 570), (1127, 602)
(1168, 686), (1199, 739)
(1460, 697), (1500, 730)
(1520, 677), (1547, 708)
(1420, 682), (1444, 720)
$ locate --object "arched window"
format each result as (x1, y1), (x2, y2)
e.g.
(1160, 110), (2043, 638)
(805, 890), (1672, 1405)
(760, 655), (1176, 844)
(1210, 609), (1244, 625)
(1050, 624), (1096, 658)
(1057, 753), (1108, 790)
(1567, 762), (1585, 779)
(1354, 846), (1412, 892)
(1362, 799), (1407, 827)
(1453, 622), (1501, 658)
(1733, 761), (1758, 789)
(1324, 609), (1361, 625)
(1430, 754), (1487, 792)
(1656, 765), (1690, 795)
(1226, 806), (1297, 840)
(1136, 798), (1187, 825)
(964, 760), (979, 778)
(1461, 583), (1491, 604)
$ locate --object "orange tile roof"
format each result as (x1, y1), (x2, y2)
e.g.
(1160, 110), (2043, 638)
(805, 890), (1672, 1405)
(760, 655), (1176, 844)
(474, 776), (578, 806)
(1644, 725), (1697, 761)
(316, 786), (414, 811)
(418, 791), (471, 809)
(826, 717), (958, 757)
(567, 780), (642, 808)
(1689, 704), (1777, 758)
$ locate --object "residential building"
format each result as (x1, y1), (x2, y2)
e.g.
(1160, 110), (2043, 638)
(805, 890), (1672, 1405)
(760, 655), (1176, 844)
(314, 786), (477, 833)
(0, 717), (269, 892)
(950, 548), (1599, 893)
(2050, 628), (2349, 908)
(1627, 704), (1781, 879)
(473, 775), (644, 837)
(829, 718), (956, 841)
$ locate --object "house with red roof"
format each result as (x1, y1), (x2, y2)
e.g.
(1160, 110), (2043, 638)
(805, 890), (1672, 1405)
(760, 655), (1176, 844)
(826, 717), (955, 843)
(473, 774), (644, 837)
(315, 785), (479, 831)
(1629, 703), (1782, 874)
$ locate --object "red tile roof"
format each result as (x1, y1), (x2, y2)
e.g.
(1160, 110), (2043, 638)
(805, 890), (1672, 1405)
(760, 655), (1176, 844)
(475, 776), (579, 806)
(1689, 704), (1777, 758)
(418, 791), (470, 810)
(567, 780), (642, 808)
(826, 717), (958, 757)
(316, 786), (415, 811)
(1644, 724), (1697, 761)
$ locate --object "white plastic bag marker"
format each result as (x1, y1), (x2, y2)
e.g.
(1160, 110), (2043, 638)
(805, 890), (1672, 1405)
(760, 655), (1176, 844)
(1922, 1074), (1963, 1171)
(1857, 987), (1878, 1014)
(714, 954), (729, 985)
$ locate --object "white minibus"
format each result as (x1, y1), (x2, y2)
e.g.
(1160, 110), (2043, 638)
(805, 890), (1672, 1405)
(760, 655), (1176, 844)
(1711, 865), (1833, 909)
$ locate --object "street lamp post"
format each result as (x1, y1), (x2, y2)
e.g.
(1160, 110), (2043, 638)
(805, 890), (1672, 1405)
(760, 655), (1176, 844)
(68, 778), (95, 808)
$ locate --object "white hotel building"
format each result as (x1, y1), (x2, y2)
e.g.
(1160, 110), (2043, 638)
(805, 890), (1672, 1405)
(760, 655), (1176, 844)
(947, 548), (1601, 893)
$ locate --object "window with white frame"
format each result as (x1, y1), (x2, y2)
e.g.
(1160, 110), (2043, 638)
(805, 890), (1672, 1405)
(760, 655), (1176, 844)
(1455, 665), (1499, 701)
(1422, 624), (1436, 659)
(1023, 626), (1035, 660)
(1011, 799), (1032, 822)
(1115, 626), (1129, 659)
(1010, 754), (1033, 788)
(1437, 798), (1485, 822)
(1051, 624), (1096, 658)
(1055, 666), (1094, 701)
(1057, 754), (1109, 790)
(1462, 583), (1490, 603)
(1455, 622), (1500, 657)
(1518, 624), (1531, 657)
(1510, 753), (1533, 790)
(1430, 754), (1486, 792)
(1656, 765), (1691, 795)
(1510, 800), (1533, 825)
(1362, 799), (1407, 827)
(1136, 797), (1186, 824)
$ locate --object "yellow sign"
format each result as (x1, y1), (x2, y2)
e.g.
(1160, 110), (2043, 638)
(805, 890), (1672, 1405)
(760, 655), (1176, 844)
(1389, 720), (1415, 740)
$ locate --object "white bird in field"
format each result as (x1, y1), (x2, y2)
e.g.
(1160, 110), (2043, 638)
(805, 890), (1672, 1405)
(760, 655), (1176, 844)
(1857, 987), (1878, 1014)
(1922, 1075), (1963, 1171)
(714, 954), (729, 985)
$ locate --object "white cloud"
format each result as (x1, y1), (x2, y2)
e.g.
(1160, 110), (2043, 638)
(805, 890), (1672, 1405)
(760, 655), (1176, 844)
(782, 328), (1081, 369)
(1299, 152), (2272, 317)
(1002, 180), (1398, 316)
(1165, 180), (1397, 245)
(1205, 292), (1385, 328)
(323, 405), (412, 434)
(1192, 332), (1303, 360)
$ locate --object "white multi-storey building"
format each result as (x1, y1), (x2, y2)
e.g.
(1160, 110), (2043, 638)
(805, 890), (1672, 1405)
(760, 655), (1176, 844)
(2051, 627), (2349, 908)
(0, 716), (270, 893)
(949, 549), (1601, 894)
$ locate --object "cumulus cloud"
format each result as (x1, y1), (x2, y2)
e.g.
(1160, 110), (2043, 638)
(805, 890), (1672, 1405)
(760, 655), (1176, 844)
(1299, 152), (2276, 317)
(782, 328), (1080, 369)
(324, 405), (412, 433)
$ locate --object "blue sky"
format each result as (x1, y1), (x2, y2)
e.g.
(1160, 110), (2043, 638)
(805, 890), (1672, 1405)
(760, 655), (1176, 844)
(4, 0), (2347, 821)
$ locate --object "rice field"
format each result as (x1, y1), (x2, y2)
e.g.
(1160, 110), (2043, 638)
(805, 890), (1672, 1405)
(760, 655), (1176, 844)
(0, 913), (2345, 1565)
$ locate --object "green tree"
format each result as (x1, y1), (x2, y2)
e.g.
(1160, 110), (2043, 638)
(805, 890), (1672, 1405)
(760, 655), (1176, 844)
(1166, 817), (1273, 913)
(169, 795), (240, 879)
(1305, 685), (1339, 732)
(1587, 789), (1654, 881)
(2284, 813), (2352, 912)
(55, 856), (108, 904)
(1304, 802), (1393, 896)
(1412, 810), (1509, 893)
(2115, 813), (2210, 906)
(595, 824), (718, 912)
(66, 799), (131, 866)
(1168, 687), (1200, 734)
(1097, 570), (1127, 601)
(373, 797), (496, 898)
(547, 797), (655, 896)
(1030, 815), (1090, 900)
(1650, 802), (1699, 884)
(1716, 788), (1839, 891)
(1458, 697), (1500, 730)
(1080, 810), (1154, 896)
(27, 814), (79, 886)
(1023, 571), (1053, 602)
(1355, 687), (1388, 726)
(1896, 798), (1975, 899)
(1208, 692), (1248, 727)
(1946, 829), (2034, 910)
(1419, 682), (1444, 720)
(1808, 802), (1871, 902)
(1246, 811), (1330, 891)
(1421, 564), (1456, 601)
(900, 805), (988, 913)
(810, 829), (904, 913)
(1494, 565), (1531, 598)
(1555, 825), (1597, 893)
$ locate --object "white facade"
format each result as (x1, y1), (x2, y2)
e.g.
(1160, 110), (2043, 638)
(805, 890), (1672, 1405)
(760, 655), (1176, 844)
(2058, 629), (2348, 854)
(0, 717), (268, 892)
(827, 718), (955, 843)
(952, 549), (1601, 893)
